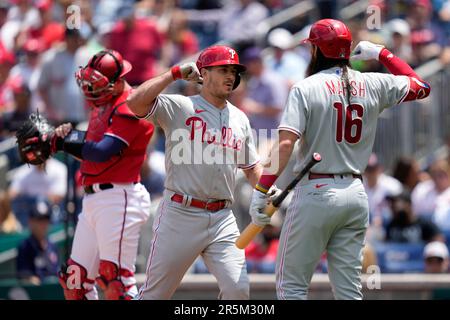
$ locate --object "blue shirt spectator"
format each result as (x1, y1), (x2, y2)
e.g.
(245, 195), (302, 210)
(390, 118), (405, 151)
(16, 198), (59, 284)
(17, 233), (59, 282)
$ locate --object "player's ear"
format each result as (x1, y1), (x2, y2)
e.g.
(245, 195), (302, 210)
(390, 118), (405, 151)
(200, 67), (211, 84)
(200, 67), (208, 79)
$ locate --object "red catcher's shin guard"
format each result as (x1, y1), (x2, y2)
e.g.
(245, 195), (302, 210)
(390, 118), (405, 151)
(58, 259), (94, 300)
(97, 260), (134, 300)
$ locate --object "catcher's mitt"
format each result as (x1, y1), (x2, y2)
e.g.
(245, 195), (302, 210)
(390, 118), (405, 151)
(16, 113), (55, 165)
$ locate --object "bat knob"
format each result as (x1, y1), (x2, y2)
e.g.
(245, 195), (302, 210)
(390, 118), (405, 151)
(313, 152), (322, 162)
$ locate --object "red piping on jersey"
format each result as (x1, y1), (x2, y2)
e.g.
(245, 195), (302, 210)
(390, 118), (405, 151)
(118, 189), (128, 274)
(239, 159), (260, 170)
(277, 187), (301, 299)
(138, 198), (168, 299)
(278, 126), (301, 138)
(141, 97), (159, 120)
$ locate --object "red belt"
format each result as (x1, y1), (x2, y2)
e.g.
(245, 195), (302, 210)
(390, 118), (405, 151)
(170, 194), (228, 212)
(308, 173), (363, 181)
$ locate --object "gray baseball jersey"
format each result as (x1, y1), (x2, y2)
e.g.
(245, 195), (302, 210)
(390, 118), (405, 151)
(279, 67), (409, 174)
(138, 94), (257, 300)
(143, 94), (259, 202)
(275, 66), (410, 300)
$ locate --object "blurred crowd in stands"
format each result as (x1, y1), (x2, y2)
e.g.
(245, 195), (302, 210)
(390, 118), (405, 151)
(1, 0), (450, 284)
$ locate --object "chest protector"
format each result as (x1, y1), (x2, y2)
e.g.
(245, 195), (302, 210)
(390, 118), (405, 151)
(80, 91), (137, 178)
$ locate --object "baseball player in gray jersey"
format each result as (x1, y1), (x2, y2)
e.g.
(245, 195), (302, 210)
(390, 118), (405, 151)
(127, 45), (266, 299)
(249, 19), (431, 300)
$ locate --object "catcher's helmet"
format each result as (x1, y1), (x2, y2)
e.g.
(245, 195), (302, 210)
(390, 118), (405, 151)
(196, 45), (246, 89)
(75, 50), (132, 105)
(302, 19), (352, 59)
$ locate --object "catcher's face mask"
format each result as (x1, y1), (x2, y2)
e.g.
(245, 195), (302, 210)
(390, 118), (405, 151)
(75, 66), (114, 105)
(75, 50), (131, 106)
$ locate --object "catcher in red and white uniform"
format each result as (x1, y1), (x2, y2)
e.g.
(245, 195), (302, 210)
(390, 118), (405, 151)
(55, 50), (154, 300)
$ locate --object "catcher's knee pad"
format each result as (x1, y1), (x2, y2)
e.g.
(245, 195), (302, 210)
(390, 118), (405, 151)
(58, 258), (95, 300)
(97, 260), (135, 300)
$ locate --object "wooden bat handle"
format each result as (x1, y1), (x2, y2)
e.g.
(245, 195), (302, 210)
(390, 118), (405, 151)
(235, 152), (322, 250)
(264, 203), (277, 217)
(235, 203), (277, 249)
(235, 224), (263, 249)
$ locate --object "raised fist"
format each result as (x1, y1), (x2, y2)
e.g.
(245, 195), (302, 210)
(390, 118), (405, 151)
(171, 62), (202, 83)
(350, 41), (385, 61)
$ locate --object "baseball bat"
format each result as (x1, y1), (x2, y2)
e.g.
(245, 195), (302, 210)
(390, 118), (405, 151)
(235, 152), (322, 249)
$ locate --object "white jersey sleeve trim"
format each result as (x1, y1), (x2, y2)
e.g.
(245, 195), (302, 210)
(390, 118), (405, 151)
(278, 126), (301, 138)
(397, 76), (411, 105)
(134, 98), (158, 120)
(104, 133), (130, 146)
(239, 159), (260, 170)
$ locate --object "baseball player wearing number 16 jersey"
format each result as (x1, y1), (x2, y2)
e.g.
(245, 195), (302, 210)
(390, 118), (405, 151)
(249, 19), (431, 300)
(127, 45), (265, 299)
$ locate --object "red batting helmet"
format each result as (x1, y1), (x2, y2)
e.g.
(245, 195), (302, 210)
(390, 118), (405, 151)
(75, 50), (132, 105)
(302, 19), (352, 59)
(196, 45), (246, 89)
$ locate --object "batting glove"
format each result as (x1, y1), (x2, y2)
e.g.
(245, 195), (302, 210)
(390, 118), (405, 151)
(350, 41), (385, 61)
(249, 185), (281, 227)
(171, 62), (202, 82)
(250, 189), (271, 227)
(267, 185), (282, 202)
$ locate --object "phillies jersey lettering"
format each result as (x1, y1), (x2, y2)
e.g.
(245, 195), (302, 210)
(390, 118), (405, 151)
(144, 94), (259, 202)
(325, 79), (367, 97)
(185, 116), (243, 150)
(279, 67), (409, 174)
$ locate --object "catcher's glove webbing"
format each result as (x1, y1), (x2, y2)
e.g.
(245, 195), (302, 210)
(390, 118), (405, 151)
(16, 113), (55, 165)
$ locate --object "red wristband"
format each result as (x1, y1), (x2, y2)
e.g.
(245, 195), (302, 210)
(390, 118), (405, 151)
(256, 173), (278, 193)
(171, 66), (182, 80)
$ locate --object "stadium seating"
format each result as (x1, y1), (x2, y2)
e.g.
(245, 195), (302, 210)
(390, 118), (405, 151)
(374, 242), (425, 273)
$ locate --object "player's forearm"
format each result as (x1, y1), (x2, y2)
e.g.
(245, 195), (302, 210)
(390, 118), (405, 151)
(379, 48), (419, 78)
(81, 136), (126, 162)
(379, 48), (431, 101)
(266, 136), (296, 176)
(127, 71), (174, 117)
(243, 163), (263, 188)
(255, 130), (297, 193)
(53, 133), (126, 162)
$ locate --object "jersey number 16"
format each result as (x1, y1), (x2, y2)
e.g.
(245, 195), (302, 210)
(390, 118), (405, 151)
(332, 102), (364, 144)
